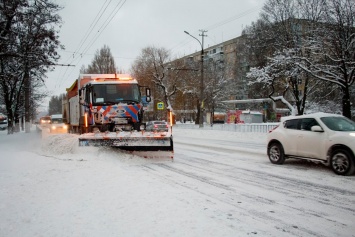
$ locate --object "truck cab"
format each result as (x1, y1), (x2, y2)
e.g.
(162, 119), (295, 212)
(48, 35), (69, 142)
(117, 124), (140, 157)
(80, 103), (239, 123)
(65, 74), (150, 134)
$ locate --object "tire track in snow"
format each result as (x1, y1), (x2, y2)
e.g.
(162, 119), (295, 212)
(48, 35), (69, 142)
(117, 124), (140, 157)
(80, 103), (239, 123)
(144, 140), (355, 237)
(178, 144), (355, 212)
(141, 161), (332, 237)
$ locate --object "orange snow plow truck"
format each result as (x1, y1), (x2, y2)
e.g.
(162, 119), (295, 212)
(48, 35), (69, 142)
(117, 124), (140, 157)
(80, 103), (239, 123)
(62, 74), (173, 159)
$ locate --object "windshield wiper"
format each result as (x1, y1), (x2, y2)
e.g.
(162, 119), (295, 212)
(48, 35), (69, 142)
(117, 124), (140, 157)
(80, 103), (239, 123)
(117, 99), (140, 104)
(103, 101), (117, 105)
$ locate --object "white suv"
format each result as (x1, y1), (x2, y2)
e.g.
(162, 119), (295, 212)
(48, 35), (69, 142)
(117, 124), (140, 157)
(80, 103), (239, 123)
(267, 112), (355, 175)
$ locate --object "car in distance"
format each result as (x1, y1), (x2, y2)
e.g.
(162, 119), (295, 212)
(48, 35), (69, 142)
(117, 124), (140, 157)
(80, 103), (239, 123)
(40, 116), (51, 127)
(0, 113), (7, 130)
(145, 121), (169, 132)
(267, 112), (355, 175)
(49, 114), (68, 134)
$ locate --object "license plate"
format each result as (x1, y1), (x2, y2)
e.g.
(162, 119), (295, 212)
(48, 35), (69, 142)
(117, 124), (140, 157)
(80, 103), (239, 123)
(112, 118), (128, 124)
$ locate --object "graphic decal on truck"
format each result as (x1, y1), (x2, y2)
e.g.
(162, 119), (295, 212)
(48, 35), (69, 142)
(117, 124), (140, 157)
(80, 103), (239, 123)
(94, 104), (142, 122)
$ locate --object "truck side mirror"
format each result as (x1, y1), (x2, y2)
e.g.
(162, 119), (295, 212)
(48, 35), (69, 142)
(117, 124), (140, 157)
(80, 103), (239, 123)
(78, 88), (85, 105)
(146, 88), (151, 97)
(145, 88), (151, 102)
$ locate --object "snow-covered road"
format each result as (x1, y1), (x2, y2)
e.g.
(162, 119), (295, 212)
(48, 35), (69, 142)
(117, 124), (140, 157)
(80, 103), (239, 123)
(0, 127), (354, 237)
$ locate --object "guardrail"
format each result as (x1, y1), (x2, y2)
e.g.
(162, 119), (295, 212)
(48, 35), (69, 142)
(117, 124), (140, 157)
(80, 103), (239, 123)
(173, 122), (279, 133)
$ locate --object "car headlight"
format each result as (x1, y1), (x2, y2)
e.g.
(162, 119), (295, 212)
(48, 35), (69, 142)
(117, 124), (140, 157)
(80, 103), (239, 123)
(350, 133), (355, 137)
(64, 125), (68, 129)
(51, 126), (56, 130)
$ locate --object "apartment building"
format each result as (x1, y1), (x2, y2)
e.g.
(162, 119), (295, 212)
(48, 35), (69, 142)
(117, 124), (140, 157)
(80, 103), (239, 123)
(175, 34), (256, 120)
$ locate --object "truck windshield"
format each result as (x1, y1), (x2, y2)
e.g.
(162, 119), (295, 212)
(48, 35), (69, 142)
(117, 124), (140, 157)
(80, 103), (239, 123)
(92, 84), (140, 105)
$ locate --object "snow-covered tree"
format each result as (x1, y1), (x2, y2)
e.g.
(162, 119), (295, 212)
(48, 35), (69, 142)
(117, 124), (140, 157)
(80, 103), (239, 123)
(0, 0), (63, 133)
(245, 0), (354, 118)
(244, 0), (310, 116)
(247, 53), (298, 115)
(295, 0), (355, 119)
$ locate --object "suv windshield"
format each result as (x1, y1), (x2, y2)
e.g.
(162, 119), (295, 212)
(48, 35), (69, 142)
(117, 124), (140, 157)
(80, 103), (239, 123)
(51, 118), (63, 124)
(320, 116), (355, 131)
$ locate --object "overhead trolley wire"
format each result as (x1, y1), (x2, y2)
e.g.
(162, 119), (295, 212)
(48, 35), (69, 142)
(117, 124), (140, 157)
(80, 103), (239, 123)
(58, 0), (127, 88)
(73, 0), (113, 56)
(204, 7), (259, 31)
(80, 0), (126, 56)
(168, 6), (261, 56)
(67, 0), (126, 71)
(54, 0), (113, 89)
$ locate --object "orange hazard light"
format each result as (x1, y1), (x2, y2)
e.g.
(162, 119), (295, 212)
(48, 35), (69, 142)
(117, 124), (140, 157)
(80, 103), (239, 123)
(84, 112), (88, 127)
(118, 76), (133, 81)
(169, 111), (173, 127)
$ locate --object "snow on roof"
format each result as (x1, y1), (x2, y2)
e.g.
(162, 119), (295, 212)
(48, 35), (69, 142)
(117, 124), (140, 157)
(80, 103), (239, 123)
(280, 112), (342, 121)
(241, 110), (262, 115)
(51, 114), (62, 119)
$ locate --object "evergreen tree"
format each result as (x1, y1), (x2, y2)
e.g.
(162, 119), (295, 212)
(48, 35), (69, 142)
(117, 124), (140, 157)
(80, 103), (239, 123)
(48, 94), (64, 115)
(85, 45), (117, 74)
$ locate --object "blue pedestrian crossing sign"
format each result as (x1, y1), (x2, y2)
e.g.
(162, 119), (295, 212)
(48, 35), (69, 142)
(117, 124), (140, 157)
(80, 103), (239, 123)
(157, 102), (164, 110)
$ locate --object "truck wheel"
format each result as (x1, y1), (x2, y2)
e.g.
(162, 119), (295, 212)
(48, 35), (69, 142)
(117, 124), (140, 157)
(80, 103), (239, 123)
(331, 149), (355, 176)
(268, 142), (285, 164)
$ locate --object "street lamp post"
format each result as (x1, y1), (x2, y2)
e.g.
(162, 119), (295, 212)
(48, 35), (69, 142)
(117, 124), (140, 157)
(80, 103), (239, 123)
(184, 30), (207, 128)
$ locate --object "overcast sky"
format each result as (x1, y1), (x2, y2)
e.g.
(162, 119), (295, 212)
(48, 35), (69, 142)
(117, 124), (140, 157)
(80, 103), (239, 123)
(43, 0), (266, 111)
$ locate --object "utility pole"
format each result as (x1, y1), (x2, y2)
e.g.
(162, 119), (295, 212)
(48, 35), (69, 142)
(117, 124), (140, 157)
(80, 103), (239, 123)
(184, 29), (207, 128)
(199, 29), (207, 128)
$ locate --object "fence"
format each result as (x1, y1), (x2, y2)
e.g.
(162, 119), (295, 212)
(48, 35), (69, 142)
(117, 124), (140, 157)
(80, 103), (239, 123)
(173, 122), (279, 133)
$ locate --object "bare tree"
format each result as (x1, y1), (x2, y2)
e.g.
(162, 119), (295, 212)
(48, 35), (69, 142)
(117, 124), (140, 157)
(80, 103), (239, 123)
(131, 46), (181, 120)
(203, 59), (230, 121)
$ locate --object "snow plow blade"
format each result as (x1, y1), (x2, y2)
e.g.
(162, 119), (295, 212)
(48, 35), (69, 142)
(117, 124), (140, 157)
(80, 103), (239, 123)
(78, 132), (174, 159)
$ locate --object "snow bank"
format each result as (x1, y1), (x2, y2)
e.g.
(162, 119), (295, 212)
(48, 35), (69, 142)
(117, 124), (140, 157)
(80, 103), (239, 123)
(41, 133), (80, 155)
(39, 130), (158, 165)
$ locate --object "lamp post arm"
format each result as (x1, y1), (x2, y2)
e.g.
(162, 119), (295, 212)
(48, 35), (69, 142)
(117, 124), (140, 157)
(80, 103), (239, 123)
(184, 31), (203, 50)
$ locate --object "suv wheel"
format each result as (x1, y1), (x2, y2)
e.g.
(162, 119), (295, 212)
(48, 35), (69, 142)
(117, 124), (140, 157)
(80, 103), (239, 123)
(268, 142), (285, 164)
(330, 149), (355, 176)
